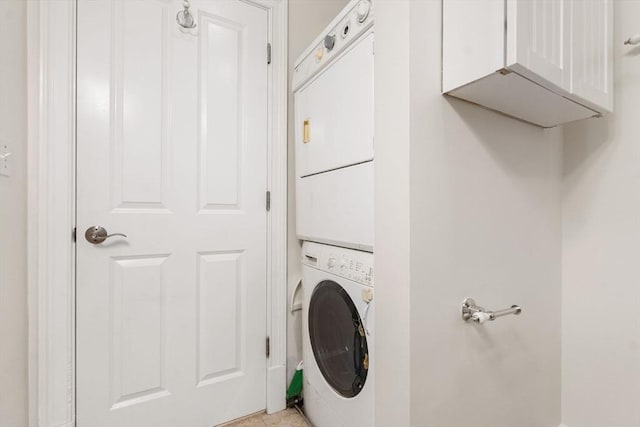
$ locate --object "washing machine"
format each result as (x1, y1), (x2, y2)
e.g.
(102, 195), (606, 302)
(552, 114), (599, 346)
(293, 0), (374, 252)
(301, 241), (374, 427)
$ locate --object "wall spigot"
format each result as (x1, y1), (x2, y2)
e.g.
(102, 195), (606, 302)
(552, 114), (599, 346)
(462, 298), (522, 324)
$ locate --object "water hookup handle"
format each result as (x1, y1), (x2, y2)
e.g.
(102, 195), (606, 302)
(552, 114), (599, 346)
(461, 298), (522, 325)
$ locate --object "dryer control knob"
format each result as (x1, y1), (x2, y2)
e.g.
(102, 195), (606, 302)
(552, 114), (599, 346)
(356, 0), (370, 23)
(324, 34), (336, 51)
(327, 258), (336, 268)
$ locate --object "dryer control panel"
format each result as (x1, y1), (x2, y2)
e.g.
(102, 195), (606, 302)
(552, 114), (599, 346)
(292, 0), (373, 91)
(302, 241), (374, 287)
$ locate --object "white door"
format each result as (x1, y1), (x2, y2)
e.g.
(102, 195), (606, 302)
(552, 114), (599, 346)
(76, 1), (269, 426)
(507, 0), (571, 91)
(570, 0), (614, 111)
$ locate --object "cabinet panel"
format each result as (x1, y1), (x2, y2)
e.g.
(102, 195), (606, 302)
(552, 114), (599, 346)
(442, 0), (505, 92)
(296, 161), (373, 251)
(571, 0), (613, 112)
(448, 72), (596, 128)
(507, 0), (570, 91)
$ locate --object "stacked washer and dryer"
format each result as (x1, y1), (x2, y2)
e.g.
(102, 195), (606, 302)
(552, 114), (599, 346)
(293, 1), (374, 426)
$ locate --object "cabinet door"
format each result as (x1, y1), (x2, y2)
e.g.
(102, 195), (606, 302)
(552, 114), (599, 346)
(571, 0), (613, 112)
(506, 0), (571, 92)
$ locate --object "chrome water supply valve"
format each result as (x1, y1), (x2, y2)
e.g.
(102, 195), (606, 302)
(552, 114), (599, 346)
(624, 34), (640, 45)
(462, 298), (522, 324)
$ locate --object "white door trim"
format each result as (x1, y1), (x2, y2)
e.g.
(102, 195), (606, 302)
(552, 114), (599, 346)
(27, 1), (288, 425)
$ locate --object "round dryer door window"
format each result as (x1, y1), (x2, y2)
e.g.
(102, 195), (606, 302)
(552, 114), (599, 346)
(308, 280), (369, 398)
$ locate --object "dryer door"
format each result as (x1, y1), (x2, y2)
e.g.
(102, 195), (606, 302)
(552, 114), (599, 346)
(308, 280), (369, 398)
(294, 33), (374, 178)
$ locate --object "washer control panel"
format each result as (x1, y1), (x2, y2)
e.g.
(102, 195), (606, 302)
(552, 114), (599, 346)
(325, 252), (374, 286)
(292, 0), (373, 91)
(302, 241), (374, 287)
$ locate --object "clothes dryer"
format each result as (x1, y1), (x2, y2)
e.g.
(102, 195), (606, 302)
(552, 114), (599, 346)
(293, 0), (374, 252)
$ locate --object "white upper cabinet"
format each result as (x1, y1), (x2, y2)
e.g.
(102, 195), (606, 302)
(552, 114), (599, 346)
(443, 0), (613, 128)
(506, 0), (571, 92)
(570, 0), (614, 112)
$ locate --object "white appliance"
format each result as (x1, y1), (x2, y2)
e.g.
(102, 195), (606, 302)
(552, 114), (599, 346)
(293, 0), (374, 252)
(301, 241), (374, 427)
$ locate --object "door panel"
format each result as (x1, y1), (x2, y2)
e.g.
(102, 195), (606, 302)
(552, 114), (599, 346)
(199, 13), (244, 209)
(507, 0), (570, 91)
(76, 1), (268, 426)
(110, 255), (170, 410)
(196, 250), (244, 385)
(570, 0), (613, 111)
(112, 0), (170, 211)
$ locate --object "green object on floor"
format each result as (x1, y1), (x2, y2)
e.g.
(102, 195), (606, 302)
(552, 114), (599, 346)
(286, 361), (304, 400)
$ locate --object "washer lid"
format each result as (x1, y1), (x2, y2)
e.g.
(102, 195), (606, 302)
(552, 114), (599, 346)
(308, 280), (369, 398)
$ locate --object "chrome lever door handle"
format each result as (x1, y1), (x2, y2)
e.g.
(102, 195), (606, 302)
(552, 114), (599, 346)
(85, 226), (127, 244)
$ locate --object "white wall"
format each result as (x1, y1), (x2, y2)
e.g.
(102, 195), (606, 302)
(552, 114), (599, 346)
(0, 1), (29, 426)
(286, 0), (349, 383)
(375, 1), (562, 425)
(373, 1), (412, 425)
(562, 2), (640, 426)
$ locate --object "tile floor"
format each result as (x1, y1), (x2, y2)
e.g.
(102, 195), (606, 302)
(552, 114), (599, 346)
(219, 408), (309, 427)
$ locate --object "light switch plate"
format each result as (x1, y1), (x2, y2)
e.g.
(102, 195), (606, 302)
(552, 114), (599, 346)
(0, 143), (11, 177)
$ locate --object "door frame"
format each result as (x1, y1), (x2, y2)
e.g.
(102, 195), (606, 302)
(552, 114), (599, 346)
(26, 1), (288, 425)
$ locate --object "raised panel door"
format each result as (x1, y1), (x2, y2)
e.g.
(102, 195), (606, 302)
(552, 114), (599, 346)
(76, 1), (269, 426)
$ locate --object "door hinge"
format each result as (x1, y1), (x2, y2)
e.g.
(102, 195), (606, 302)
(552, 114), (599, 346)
(266, 336), (270, 358)
(72, 227), (76, 243)
(267, 43), (272, 65)
(266, 191), (271, 212)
